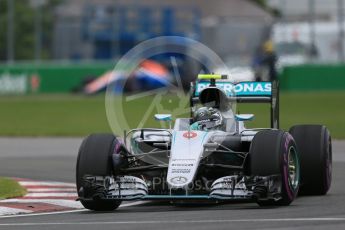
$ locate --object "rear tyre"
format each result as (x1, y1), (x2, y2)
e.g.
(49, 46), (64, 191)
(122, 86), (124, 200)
(250, 130), (300, 206)
(76, 134), (122, 211)
(289, 125), (332, 195)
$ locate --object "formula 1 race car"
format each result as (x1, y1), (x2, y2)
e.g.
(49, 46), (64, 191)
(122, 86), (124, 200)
(76, 74), (332, 210)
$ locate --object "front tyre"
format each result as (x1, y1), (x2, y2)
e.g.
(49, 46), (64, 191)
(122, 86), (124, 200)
(289, 125), (332, 195)
(76, 134), (122, 211)
(250, 130), (300, 206)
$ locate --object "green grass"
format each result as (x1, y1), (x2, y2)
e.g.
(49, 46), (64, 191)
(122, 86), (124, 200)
(0, 91), (344, 138)
(0, 94), (111, 136)
(0, 177), (26, 200)
(238, 91), (345, 139)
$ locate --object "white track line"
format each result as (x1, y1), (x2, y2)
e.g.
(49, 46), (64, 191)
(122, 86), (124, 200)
(0, 207), (32, 216)
(23, 193), (77, 197)
(1, 199), (77, 203)
(0, 209), (87, 219)
(43, 200), (84, 209)
(1, 217), (345, 226)
(19, 181), (76, 187)
(0, 201), (147, 219)
(27, 188), (76, 192)
(0, 199), (83, 209)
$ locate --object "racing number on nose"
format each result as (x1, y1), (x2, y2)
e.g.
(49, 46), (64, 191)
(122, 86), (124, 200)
(183, 131), (197, 138)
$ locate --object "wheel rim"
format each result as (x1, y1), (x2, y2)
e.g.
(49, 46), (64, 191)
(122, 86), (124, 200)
(288, 146), (299, 189)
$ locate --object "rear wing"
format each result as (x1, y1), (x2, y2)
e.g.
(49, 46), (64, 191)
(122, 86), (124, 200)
(190, 75), (279, 129)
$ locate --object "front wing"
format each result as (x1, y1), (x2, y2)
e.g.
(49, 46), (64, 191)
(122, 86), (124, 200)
(78, 175), (257, 202)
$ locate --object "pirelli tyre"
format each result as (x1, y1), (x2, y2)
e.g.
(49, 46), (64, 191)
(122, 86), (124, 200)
(250, 130), (300, 206)
(289, 125), (332, 195)
(76, 134), (122, 211)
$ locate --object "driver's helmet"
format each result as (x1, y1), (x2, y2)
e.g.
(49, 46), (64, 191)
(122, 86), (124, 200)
(193, 107), (223, 130)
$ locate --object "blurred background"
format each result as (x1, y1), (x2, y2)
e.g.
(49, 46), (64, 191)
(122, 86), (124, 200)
(0, 0), (344, 138)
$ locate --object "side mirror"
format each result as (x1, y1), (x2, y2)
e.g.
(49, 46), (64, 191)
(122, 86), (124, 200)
(154, 114), (172, 129)
(154, 114), (172, 121)
(235, 114), (254, 121)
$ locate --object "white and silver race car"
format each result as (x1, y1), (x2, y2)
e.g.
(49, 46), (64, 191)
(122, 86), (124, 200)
(76, 74), (332, 210)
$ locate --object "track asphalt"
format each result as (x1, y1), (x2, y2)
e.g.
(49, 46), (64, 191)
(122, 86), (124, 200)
(0, 137), (344, 230)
